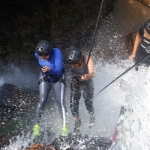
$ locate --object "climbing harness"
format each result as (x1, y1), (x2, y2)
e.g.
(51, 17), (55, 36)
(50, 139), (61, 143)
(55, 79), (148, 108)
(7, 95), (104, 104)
(38, 68), (66, 85)
(38, 74), (66, 85)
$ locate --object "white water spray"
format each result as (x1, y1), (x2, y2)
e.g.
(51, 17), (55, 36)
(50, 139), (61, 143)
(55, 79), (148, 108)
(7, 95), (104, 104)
(2, 0), (150, 149)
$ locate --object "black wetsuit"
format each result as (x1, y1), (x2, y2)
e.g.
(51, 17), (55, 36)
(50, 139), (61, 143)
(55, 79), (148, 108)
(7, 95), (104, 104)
(135, 26), (150, 65)
(70, 56), (94, 118)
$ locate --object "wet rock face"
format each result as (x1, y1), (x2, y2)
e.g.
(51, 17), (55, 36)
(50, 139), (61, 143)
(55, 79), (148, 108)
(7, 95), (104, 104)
(0, 83), (38, 122)
(51, 134), (112, 150)
(0, 83), (39, 148)
(0, 0), (116, 65)
(139, 0), (150, 6)
(26, 134), (112, 150)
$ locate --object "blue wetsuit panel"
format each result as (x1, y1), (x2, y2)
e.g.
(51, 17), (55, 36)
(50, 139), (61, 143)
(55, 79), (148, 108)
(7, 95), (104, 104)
(35, 48), (63, 81)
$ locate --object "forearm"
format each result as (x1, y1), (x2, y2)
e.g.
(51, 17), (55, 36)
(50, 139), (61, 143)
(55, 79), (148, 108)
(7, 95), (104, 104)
(50, 48), (63, 75)
(50, 66), (62, 74)
(81, 72), (94, 81)
(132, 32), (142, 55)
(86, 56), (94, 80)
(85, 73), (94, 80)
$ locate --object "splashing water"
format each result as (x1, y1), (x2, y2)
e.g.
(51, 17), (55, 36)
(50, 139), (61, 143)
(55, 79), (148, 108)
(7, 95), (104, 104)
(2, 0), (150, 149)
(3, 59), (150, 150)
(110, 63), (150, 150)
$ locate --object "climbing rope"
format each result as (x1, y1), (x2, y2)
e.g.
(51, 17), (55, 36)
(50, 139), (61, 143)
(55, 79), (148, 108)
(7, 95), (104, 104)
(84, 0), (106, 74)
(94, 54), (150, 97)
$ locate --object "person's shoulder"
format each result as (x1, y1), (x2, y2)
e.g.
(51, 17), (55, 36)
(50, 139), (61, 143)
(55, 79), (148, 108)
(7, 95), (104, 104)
(34, 52), (38, 58)
(52, 48), (62, 54)
(52, 47), (61, 52)
(85, 54), (93, 59)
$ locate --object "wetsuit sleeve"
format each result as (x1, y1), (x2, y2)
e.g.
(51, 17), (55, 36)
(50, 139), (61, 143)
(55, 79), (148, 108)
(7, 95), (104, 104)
(50, 48), (63, 74)
(139, 26), (144, 36)
(34, 52), (38, 59)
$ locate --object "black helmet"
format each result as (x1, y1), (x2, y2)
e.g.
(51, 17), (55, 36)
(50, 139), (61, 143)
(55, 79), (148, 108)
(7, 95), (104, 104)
(144, 19), (150, 34)
(67, 50), (82, 64)
(35, 40), (51, 54)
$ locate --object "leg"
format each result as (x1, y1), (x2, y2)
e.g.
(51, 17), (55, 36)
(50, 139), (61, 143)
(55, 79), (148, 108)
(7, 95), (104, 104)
(53, 74), (69, 136)
(35, 75), (51, 123)
(53, 74), (67, 127)
(83, 79), (95, 127)
(83, 80), (94, 115)
(70, 79), (81, 118)
(33, 74), (51, 136)
(70, 78), (82, 130)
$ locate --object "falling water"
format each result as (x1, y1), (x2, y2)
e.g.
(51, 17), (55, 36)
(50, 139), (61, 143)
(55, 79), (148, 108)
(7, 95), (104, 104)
(1, 0), (150, 149)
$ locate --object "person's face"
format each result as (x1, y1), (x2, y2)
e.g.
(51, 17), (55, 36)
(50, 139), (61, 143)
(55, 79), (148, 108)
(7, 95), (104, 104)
(144, 29), (150, 40)
(71, 60), (82, 68)
(38, 53), (50, 60)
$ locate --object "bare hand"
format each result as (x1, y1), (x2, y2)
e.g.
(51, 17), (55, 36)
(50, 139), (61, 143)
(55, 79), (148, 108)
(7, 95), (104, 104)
(42, 66), (51, 73)
(81, 74), (88, 81)
(129, 54), (136, 60)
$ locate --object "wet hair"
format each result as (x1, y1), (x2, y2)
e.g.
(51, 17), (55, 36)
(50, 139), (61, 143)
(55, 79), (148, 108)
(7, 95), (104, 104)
(144, 19), (150, 34)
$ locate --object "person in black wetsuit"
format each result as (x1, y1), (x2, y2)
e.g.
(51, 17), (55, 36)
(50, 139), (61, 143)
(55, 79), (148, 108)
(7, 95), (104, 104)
(129, 19), (150, 69)
(66, 50), (95, 131)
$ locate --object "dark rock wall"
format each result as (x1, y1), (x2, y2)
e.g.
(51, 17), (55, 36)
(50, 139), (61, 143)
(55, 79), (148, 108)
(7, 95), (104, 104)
(0, 0), (116, 66)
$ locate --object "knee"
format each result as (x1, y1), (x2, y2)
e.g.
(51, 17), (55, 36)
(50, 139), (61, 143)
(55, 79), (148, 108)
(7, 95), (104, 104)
(83, 91), (93, 100)
(70, 106), (78, 117)
(71, 90), (81, 101)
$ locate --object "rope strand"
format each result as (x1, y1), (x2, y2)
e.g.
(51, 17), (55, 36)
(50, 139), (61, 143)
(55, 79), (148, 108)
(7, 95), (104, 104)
(84, 0), (106, 74)
(94, 55), (150, 97)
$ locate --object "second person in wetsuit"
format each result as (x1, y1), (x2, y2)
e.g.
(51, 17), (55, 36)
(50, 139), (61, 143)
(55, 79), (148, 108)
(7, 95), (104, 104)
(66, 50), (95, 131)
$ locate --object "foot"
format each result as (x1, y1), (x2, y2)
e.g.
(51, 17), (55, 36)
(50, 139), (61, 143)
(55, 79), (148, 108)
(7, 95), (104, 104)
(74, 119), (81, 131)
(33, 124), (40, 136)
(62, 125), (69, 137)
(143, 63), (149, 68)
(89, 114), (95, 128)
(135, 66), (138, 71)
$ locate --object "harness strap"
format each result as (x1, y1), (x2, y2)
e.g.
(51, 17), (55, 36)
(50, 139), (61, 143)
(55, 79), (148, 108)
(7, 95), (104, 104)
(60, 78), (66, 85)
(38, 76), (50, 85)
(38, 75), (66, 85)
